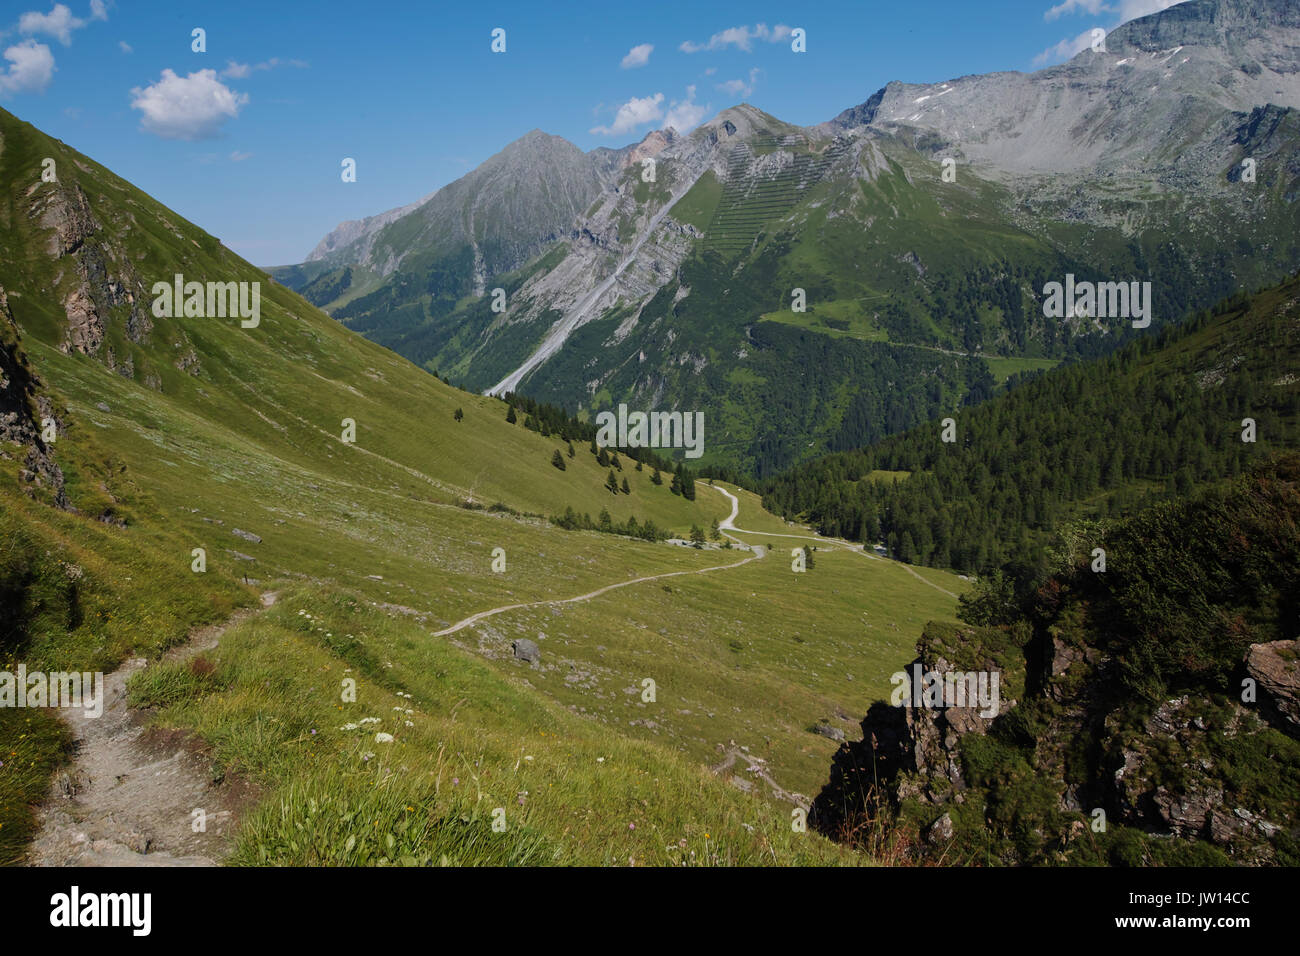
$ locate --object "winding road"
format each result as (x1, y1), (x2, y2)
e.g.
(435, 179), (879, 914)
(433, 483), (956, 640)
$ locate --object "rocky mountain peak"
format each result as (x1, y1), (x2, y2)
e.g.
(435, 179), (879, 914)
(620, 128), (678, 168)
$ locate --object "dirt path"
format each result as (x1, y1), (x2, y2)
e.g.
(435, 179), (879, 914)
(433, 541), (762, 638)
(435, 482), (955, 642)
(27, 592), (277, 867)
(714, 485), (959, 600)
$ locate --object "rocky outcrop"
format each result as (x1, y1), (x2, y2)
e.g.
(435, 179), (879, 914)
(0, 284), (68, 509)
(1245, 639), (1300, 735)
(813, 612), (1297, 864)
(621, 128), (678, 170)
(26, 179), (154, 361)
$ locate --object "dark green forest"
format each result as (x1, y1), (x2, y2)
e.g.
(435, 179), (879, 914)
(762, 274), (1300, 574)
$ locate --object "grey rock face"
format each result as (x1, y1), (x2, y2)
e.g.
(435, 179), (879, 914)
(0, 286), (68, 509)
(512, 638), (540, 663)
(1245, 639), (1300, 733)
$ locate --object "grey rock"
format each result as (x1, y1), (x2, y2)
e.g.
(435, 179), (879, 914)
(926, 812), (954, 844)
(231, 528), (261, 544)
(812, 722), (846, 742)
(512, 638), (540, 664)
(1245, 639), (1300, 733)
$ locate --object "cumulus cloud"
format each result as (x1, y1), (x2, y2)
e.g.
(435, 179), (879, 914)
(118, 40), (131, 53)
(620, 43), (652, 69)
(1033, 28), (1100, 65)
(717, 67), (760, 100)
(588, 86), (709, 137)
(129, 68), (248, 140)
(680, 23), (792, 54)
(589, 92), (664, 136)
(664, 85), (707, 133)
(1044, 0), (1110, 20)
(18, 3), (96, 46)
(0, 39), (55, 95)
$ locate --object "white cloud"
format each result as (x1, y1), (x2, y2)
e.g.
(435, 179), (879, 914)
(680, 23), (792, 54)
(1033, 28), (1099, 65)
(664, 85), (707, 133)
(220, 57), (306, 79)
(717, 67), (760, 100)
(129, 68), (248, 140)
(0, 40), (55, 95)
(19, 4), (88, 46)
(588, 86), (708, 137)
(620, 43), (652, 69)
(589, 92), (664, 136)
(1045, 0), (1110, 20)
(229, 150), (252, 162)
(118, 40), (131, 53)
(89, 0), (106, 21)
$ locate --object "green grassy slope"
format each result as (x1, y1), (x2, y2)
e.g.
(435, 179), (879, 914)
(0, 107), (965, 864)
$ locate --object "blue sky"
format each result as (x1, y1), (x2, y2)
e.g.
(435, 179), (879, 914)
(0, 0), (1184, 265)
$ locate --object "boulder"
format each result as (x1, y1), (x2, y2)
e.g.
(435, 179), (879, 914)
(512, 638), (540, 664)
(926, 812), (954, 845)
(812, 722), (846, 742)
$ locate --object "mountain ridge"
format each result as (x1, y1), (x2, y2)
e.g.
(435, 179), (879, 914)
(274, 0), (1300, 480)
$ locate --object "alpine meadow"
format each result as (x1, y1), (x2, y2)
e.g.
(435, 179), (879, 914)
(0, 0), (1297, 922)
